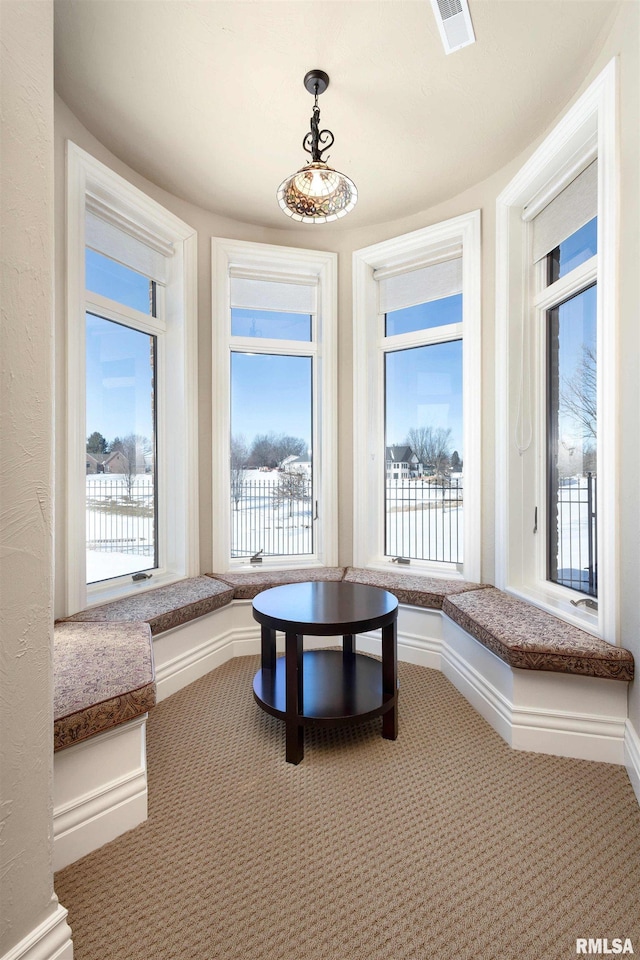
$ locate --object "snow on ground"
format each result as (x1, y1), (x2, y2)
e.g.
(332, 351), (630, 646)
(85, 471), (595, 583)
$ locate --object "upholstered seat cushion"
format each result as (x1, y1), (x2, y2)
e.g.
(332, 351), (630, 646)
(62, 576), (234, 635)
(443, 587), (634, 681)
(54, 621), (156, 750)
(208, 567), (345, 600)
(343, 567), (488, 610)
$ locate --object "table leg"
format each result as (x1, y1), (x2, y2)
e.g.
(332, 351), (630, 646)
(285, 631), (304, 764)
(261, 625), (276, 673)
(381, 619), (398, 740)
(343, 634), (355, 660)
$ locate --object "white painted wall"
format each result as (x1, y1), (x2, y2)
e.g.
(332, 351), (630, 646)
(0, 2), (71, 957)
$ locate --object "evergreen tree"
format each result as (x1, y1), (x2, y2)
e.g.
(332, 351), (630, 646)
(86, 431), (108, 454)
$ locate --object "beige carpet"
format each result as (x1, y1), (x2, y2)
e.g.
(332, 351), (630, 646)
(55, 655), (640, 960)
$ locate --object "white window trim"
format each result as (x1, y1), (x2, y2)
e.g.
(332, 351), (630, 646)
(211, 237), (338, 574)
(65, 142), (199, 614)
(352, 211), (482, 582)
(495, 59), (618, 641)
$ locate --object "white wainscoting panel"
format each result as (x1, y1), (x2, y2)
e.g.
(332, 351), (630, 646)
(53, 714), (148, 871)
(441, 616), (628, 763)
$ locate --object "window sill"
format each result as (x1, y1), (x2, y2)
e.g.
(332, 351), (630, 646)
(504, 582), (604, 641)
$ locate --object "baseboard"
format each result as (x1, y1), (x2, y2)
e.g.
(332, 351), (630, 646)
(53, 715), (148, 871)
(153, 601), (340, 701)
(1, 902), (73, 960)
(625, 719), (640, 808)
(441, 616), (628, 764)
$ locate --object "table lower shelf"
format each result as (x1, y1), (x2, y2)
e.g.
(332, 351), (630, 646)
(253, 649), (397, 727)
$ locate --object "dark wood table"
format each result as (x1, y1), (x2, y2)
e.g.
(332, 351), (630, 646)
(251, 581), (398, 763)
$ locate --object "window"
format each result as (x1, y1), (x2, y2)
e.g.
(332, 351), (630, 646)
(65, 143), (198, 612)
(353, 212), (481, 581)
(212, 239), (337, 572)
(495, 61), (617, 640)
(85, 310), (158, 584)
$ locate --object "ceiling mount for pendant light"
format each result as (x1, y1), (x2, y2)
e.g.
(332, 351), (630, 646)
(277, 69), (357, 224)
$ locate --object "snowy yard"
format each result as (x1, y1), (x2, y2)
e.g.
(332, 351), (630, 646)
(85, 471), (595, 590)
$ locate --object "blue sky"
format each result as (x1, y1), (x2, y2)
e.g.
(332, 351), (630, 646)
(385, 296), (463, 455)
(86, 251), (464, 460)
(86, 252), (155, 445)
(231, 352), (312, 448)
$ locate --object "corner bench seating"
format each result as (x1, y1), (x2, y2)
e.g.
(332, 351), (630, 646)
(54, 565), (634, 869)
(58, 568), (634, 744)
(54, 620), (156, 751)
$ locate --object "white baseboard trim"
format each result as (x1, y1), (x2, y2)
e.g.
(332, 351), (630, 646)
(441, 616), (628, 764)
(53, 715), (148, 872)
(624, 719), (640, 807)
(2, 902), (73, 960)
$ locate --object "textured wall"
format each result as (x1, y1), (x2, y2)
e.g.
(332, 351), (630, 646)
(0, 0), (57, 953)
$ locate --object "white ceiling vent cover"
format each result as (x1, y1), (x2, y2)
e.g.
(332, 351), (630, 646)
(430, 0), (476, 54)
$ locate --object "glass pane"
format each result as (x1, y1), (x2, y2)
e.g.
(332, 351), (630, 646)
(231, 308), (311, 341)
(86, 248), (155, 315)
(230, 352), (313, 558)
(546, 217), (597, 285)
(547, 284), (597, 596)
(86, 313), (157, 583)
(384, 340), (463, 563)
(385, 293), (462, 337)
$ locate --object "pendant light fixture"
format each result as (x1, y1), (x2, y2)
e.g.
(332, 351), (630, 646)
(277, 70), (357, 224)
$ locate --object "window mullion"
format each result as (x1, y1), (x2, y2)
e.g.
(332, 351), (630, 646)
(533, 255), (597, 310)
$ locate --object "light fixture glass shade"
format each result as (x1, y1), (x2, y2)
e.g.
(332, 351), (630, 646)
(277, 161), (358, 224)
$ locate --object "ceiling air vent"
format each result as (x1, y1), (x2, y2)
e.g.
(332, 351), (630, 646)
(430, 0), (476, 54)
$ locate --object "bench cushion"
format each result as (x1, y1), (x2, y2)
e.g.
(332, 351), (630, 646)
(343, 567), (488, 610)
(207, 567), (345, 600)
(443, 588), (634, 681)
(54, 621), (156, 750)
(63, 576), (234, 635)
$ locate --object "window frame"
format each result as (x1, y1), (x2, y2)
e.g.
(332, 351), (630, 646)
(495, 59), (617, 641)
(211, 237), (338, 573)
(352, 211), (482, 581)
(65, 141), (199, 613)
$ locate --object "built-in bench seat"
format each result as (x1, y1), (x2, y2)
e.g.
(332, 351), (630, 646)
(342, 566), (488, 609)
(52, 568), (635, 869)
(207, 566), (345, 599)
(443, 587), (634, 682)
(63, 575), (234, 635)
(54, 620), (156, 750)
(53, 619), (157, 871)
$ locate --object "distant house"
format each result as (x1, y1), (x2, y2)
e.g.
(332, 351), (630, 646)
(385, 446), (421, 480)
(279, 453), (312, 476)
(85, 451), (130, 475)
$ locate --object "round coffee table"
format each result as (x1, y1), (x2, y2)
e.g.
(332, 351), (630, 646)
(252, 581), (398, 763)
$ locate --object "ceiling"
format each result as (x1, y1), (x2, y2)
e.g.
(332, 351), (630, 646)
(54, 0), (617, 232)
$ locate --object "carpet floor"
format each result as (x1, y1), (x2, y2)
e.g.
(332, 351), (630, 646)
(55, 655), (640, 960)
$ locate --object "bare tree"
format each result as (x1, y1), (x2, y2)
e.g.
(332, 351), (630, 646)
(112, 433), (150, 498)
(406, 426), (452, 481)
(560, 345), (597, 442)
(272, 469), (310, 518)
(249, 432), (307, 469)
(230, 435), (249, 511)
